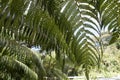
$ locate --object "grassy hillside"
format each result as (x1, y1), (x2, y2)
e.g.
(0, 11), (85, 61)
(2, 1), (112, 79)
(89, 43), (120, 79)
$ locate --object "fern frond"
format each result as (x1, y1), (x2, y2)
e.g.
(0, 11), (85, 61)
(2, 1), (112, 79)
(0, 56), (38, 80)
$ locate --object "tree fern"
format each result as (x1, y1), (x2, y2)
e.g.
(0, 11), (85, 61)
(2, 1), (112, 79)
(0, 0), (120, 80)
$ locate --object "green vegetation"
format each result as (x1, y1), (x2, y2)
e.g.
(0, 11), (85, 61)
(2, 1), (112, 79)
(0, 0), (120, 80)
(100, 44), (120, 77)
(88, 43), (120, 79)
